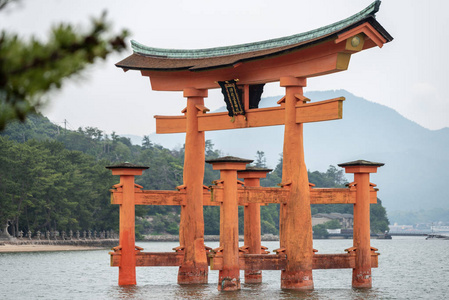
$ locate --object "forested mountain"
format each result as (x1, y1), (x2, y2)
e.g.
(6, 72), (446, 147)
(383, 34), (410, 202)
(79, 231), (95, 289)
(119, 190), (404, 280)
(0, 114), (388, 238)
(0, 136), (117, 237)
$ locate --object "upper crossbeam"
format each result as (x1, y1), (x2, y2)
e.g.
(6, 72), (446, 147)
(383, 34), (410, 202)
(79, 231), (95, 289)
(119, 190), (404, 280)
(155, 97), (344, 134)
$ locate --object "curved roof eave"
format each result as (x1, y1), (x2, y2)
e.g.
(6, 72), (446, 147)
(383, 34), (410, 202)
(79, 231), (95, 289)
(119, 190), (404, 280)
(116, 0), (392, 72)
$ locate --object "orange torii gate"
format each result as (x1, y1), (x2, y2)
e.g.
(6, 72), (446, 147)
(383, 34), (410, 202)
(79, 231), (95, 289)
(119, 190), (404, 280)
(107, 159), (382, 290)
(108, 0), (392, 291)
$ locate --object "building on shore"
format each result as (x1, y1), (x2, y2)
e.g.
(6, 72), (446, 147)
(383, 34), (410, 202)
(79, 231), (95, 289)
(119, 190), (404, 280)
(312, 213), (354, 229)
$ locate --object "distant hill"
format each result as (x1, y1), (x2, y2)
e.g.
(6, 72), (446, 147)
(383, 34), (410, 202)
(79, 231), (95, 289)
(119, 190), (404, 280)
(148, 90), (449, 212)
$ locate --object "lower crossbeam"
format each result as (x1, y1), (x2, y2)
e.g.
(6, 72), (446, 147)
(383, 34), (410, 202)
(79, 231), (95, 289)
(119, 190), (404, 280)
(110, 252), (184, 267)
(110, 252), (378, 270)
(209, 253), (378, 270)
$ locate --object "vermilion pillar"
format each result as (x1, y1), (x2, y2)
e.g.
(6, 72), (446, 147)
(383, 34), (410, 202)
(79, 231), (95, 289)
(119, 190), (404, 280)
(207, 156), (253, 291)
(339, 160), (384, 288)
(106, 163), (148, 286)
(178, 88), (209, 284)
(279, 76), (314, 290)
(238, 166), (271, 283)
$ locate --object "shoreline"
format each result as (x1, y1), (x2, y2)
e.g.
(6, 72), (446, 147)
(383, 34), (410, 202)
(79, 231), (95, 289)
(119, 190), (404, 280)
(0, 235), (279, 253)
(1, 232), (393, 253)
(0, 244), (107, 253)
(1, 231), (393, 253)
(0, 238), (119, 253)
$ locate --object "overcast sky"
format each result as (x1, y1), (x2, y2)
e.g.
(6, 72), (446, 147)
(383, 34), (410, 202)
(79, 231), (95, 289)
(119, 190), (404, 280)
(2, 0), (448, 137)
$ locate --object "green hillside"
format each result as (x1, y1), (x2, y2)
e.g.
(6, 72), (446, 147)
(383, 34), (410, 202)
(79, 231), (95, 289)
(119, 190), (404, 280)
(0, 114), (389, 238)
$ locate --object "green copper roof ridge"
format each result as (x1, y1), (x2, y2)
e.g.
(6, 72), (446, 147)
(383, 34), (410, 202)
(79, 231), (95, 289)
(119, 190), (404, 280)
(132, 0), (380, 59)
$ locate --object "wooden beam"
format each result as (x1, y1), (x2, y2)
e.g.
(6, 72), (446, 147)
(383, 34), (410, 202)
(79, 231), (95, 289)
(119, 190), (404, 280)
(155, 98), (344, 134)
(155, 115), (186, 134)
(210, 254), (286, 271)
(144, 39), (351, 91)
(202, 190), (220, 206)
(313, 253), (378, 269)
(211, 186), (376, 205)
(198, 106), (285, 131)
(310, 188), (355, 204)
(111, 187), (376, 206)
(210, 186), (288, 205)
(112, 190), (221, 206)
(209, 253), (378, 270)
(314, 254), (355, 269)
(240, 187), (289, 204)
(310, 188), (377, 204)
(111, 190), (186, 206)
(296, 97), (344, 123)
(110, 252), (184, 267)
(110, 251), (378, 269)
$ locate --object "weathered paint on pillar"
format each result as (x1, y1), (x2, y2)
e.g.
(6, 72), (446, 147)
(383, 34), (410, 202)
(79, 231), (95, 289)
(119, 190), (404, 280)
(238, 167), (272, 283)
(353, 171), (371, 288)
(106, 163), (148, 286)
(178, 88), (209, 284)
(339, 160), (384, 288)
(279, 76), (314, 290)
(220, 169), (240, 291)
(207, 157), (253, 291)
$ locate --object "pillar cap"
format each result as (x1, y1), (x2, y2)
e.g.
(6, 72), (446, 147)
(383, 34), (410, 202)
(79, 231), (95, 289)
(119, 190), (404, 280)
(206, 156), (253, 171)
(183, 88), (208, 98)
(338, 160), (384, 174)
(106, 162), (149, 176)
(338, 160), (384, 168)
(206, 156), (253, 164)
(238, 166), (273, 173)
(279, 76), (307, 87)
(238, 166), (272, 179)
(106, 162), (149, 170)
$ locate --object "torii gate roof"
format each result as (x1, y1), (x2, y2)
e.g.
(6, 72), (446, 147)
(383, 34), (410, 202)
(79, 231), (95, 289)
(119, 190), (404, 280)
(116, 0), (392, 91)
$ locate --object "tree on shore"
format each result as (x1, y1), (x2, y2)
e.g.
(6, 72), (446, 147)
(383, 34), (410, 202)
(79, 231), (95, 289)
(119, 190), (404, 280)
(1, 114), (390, 237)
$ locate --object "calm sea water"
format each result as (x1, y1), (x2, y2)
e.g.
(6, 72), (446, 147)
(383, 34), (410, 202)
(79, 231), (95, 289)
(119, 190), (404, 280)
(1, 236), (448, 299)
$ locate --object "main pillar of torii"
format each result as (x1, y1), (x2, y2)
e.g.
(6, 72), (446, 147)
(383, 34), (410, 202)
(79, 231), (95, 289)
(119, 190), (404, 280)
(114, 0), (392, 289)
(177, 88), (209, 283)
(279, 77), (314, 289)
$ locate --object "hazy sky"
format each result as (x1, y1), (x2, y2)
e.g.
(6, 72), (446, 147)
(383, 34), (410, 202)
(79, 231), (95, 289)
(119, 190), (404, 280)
(2, 0), (448, 137)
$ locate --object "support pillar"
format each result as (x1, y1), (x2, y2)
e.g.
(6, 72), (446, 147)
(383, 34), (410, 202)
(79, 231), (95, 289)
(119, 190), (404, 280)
(238, 166), (272, 283)
(178, 88), (209, 284)
(339, 160), (384, 288)
(207, 156), (253, 291)
(279, 76), (314, 290)
(106, 163), (148, 286)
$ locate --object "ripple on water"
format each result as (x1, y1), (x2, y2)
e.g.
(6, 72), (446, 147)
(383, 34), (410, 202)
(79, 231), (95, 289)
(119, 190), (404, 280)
(0, 237), (448, 299)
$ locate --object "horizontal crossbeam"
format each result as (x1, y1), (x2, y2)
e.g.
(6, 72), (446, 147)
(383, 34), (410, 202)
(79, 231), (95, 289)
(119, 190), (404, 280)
(295, 97), (343, 123)
(111, 186), (377, 206)
(155, 97), (344, 134)
(209, 253), (378, 270)
(210, 254), (285, 270)
(110, 252), (184, 267)
(144, 45), (354, 91)
(110, 251), (378, 269)
(211, 187), (377, 204)
(111, 190), (187, 205)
